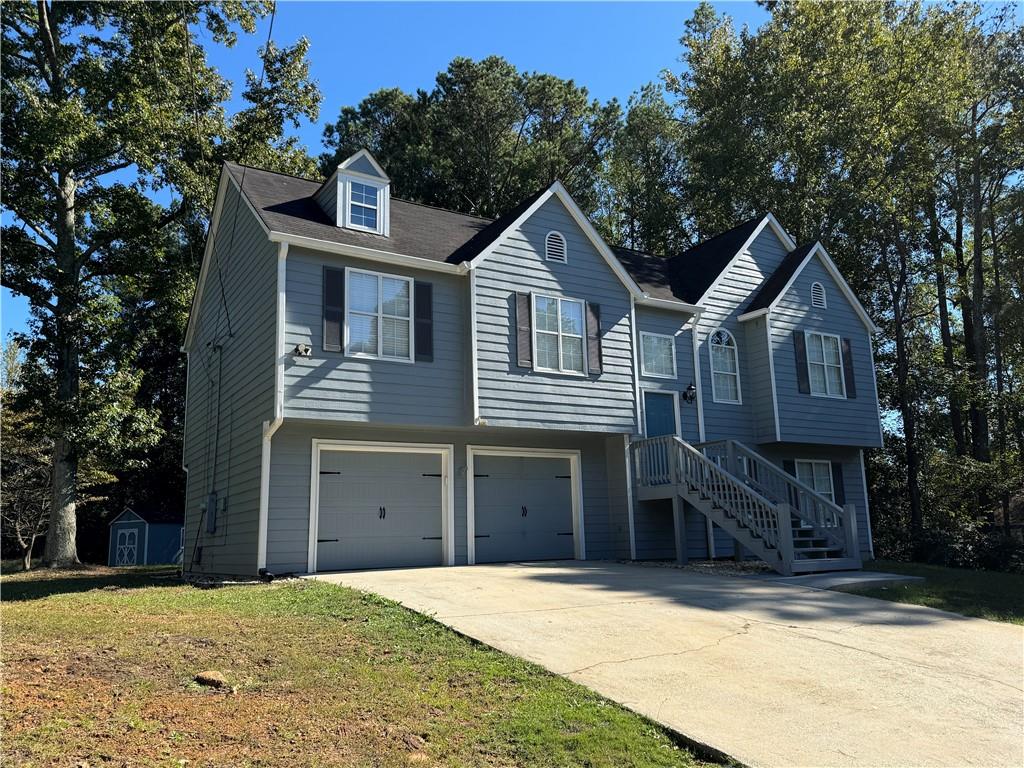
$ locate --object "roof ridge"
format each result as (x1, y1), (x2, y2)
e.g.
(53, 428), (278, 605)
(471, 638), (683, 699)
(393, 197), (493, 222)
(225, 160), (325, 185)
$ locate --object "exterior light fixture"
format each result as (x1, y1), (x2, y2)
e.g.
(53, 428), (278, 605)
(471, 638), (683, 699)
(291, 343), (312, 358)
(682, 382), (697, 404)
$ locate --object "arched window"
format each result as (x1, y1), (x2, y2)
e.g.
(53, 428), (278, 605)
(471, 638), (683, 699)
(811, 281), (827, 309)
(545, 231), (567, 262)
(709, 328), (741, 404)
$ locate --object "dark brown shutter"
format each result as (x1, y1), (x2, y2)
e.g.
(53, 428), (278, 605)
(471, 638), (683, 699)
(841, 338), (857, 398)
(831, 462), (846, 505)
(515, 292), (532, 368)
(414, 281), (433, 362)
(323, 267), (344, 352)
(793, 333), (810, 394)
(586, 302), (602, 375)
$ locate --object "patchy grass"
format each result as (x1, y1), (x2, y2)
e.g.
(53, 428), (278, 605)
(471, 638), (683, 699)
(1, 566), (717, 767)
(837, 560), (1024, 624)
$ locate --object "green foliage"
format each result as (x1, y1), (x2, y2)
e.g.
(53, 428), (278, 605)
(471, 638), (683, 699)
(321, 56), (620, 218)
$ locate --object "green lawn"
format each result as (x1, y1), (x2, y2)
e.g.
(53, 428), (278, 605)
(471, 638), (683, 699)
(1, 565), (716, 767)
(837, 560), (1024, 624)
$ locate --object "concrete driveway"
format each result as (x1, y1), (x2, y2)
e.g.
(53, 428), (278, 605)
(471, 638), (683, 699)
(312, 561), (1024, 768)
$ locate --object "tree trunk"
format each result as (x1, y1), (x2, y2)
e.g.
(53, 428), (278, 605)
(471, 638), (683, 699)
(43, 170), (81, 567)
(928, 202), (966, 455)
(990, 208), (1010, 534)
(951, 172), (979, 450)
(968, 106), (990, 462)
(22, 538), (35, 571)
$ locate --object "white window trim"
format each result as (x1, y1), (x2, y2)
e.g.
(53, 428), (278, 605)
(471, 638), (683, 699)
(805, 330), (846, 398)
(641, 388), (681, 438)
(306, 439), (456, 573)
(639, 331), (677, 379)
(343, 266), (414, 363)
(708, 327), (742, 405)
(339, 174), (390, 236)
(531, 293), (587, 377)
(811, 281), (827, 309)
(466, 445), (585, 565)
(545, 230), (567, 262)
(794, 459), (835, 503)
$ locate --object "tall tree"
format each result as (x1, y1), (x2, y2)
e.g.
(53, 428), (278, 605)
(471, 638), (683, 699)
(321, 56), (620, 218)
(1, 1), (319, 565)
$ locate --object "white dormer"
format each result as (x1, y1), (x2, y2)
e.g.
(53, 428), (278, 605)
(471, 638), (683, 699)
(316, 149), (391, 237)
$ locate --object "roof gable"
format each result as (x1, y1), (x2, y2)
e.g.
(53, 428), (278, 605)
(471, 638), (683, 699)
(338, 149), (389, 180)
(739, 242), (878, 333)
(464, 181), (645, 300)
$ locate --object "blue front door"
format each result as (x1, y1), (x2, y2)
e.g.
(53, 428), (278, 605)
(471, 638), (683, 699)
(644, 392), (677, 437)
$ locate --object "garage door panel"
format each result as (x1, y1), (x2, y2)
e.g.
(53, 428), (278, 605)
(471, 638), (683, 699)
(316, 449), (443, 572)
(474, 454), (574, 564)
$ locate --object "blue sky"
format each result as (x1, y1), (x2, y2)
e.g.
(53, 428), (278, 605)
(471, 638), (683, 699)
(2, 1), (770, 339)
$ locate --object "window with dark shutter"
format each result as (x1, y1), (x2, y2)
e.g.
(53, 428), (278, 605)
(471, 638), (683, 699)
(586, 302), (602, 374)
(515, 292), (532, 368)
(793, 333), (810, 394)
(414, 282), (433, 362)
(831, 462), (847, 505)
(841, 338), (857, 398)
(323, 266), (344, 352)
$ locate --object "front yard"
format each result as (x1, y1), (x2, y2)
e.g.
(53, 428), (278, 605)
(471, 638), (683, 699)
(1, 566), (714, 767)
(838, 560), (1024, 624)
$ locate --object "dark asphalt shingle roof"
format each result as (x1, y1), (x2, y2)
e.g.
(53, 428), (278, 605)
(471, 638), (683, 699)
(745, 242), (817, 312)
(226, 163), (493, 265)
(224, 162), (769, 307)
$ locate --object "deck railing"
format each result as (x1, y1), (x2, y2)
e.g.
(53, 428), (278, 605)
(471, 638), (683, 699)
(693, 439), (857, 556)
(633, 435), (784, 552)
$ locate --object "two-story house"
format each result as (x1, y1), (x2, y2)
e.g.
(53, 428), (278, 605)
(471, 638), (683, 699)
(182, 150), (882, 579)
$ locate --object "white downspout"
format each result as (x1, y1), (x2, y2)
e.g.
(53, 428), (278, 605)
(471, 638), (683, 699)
(257, 242), (288, 572)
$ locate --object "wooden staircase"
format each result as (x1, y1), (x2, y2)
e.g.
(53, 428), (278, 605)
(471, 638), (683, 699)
(631, 436), (861, 576)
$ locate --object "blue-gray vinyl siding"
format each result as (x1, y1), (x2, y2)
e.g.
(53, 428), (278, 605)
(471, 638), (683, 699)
(313, 173), (338, 221)
(282, 246), (468, 426)
(473, 197), (636, 432)
(744, 314), (778, 442)
(696, 225), (790, 443)
(770, 256), (883, 447)
(347, 155), (385, 177)
(183, 180), (277, 577)
(265, 421), (632, 572)
(635, 308), (699, 442)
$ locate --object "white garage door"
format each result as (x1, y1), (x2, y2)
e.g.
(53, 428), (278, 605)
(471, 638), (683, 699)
(315, 449), (443, 572)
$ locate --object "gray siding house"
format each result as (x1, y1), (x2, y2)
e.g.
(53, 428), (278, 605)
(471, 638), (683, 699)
(182, 149), (883, 579)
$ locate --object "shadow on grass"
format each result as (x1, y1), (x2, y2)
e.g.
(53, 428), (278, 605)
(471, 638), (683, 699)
(1, 566), (181, 602)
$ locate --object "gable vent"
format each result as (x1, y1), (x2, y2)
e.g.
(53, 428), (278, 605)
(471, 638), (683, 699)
(545, 231), (567, 263)
(811, 281), (827, 309)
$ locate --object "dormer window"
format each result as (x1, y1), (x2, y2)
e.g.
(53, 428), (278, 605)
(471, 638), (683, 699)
(348, 180), (381, 231)
(317, 149), (392, 236)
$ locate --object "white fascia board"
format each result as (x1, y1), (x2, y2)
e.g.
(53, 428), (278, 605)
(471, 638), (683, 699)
(694, 213), (798, 307)
(737, 307), (770, 322)
(637, 295), (703, 315)
(268, 231), (465, 275)
(466, 182), (646, 300)
(337, 148), (390, 181)
(749, 242), (879, 334)
(108, 507), (142, 526)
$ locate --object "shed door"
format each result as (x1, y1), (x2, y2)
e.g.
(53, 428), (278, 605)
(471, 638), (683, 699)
(115, 529), (138, 566)
(316, 450), (443, 572)
(473, 455), (574, 563)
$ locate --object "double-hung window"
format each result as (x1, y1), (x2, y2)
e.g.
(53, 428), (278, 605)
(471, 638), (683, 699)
(640, 332), (676, 378)
(709, 328), (741, 403)
(534, 294), (585, 374)
(348, 181), (380, 231)
(805, 331), (845, 397)
(346, 268), (413, 362)
(794, 460), (835, 502)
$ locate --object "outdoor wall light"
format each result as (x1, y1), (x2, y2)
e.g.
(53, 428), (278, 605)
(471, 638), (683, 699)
(682, 382), (697, 404)
(291, 343), (312, 358)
